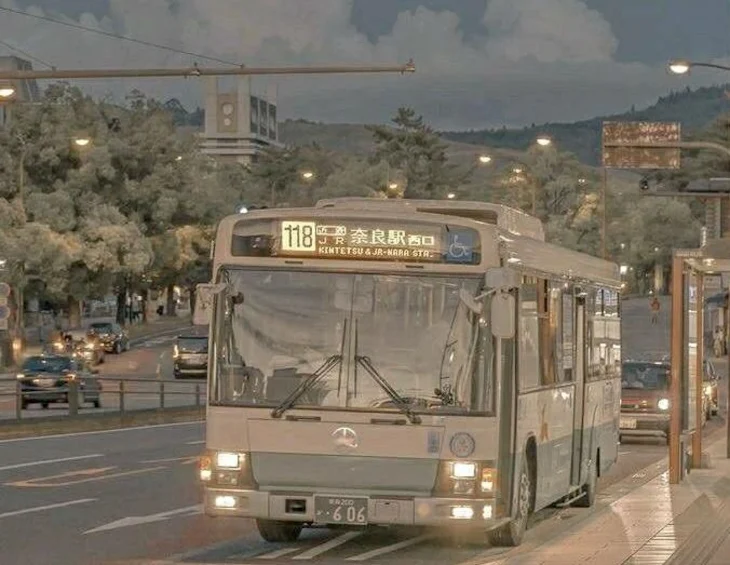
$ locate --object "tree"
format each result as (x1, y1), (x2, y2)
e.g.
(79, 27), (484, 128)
(368, 107), (469, 199)
(0, 83), (154, 327)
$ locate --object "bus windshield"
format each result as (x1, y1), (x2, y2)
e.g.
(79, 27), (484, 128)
(211, 268), (494, 415)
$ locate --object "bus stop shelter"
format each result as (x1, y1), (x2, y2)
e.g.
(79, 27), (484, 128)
(669, 242), (730, 483)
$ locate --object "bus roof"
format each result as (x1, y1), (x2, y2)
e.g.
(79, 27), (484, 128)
(315, 198), (545, 241)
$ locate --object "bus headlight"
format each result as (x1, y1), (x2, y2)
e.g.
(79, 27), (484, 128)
(451, 462), (477, 479)
(657, 398), (670, 411)
(216, 452), (241, 469)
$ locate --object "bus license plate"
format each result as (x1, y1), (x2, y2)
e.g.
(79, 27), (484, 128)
(314, 496), (368, 525)
(620, 417), (637, 429)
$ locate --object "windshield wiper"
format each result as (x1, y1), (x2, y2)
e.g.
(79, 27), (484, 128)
(271, 355), (342, 418)
(354, 355), (422, 424)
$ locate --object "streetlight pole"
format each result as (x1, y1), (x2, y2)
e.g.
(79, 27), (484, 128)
(0, 61), (416, 81)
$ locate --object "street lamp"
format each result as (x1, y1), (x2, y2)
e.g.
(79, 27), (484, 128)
(478, 154), (492, 164)
(388, 182), (399, 190)
(536, 135), (552, 147)
(301, 171), (315, 180)
(667, 59), (730, 75)
(0, 85), (15, 99)
(447, 192), (456, 200)
(512, 167), (524, 175)
(73, 136), (91, 147)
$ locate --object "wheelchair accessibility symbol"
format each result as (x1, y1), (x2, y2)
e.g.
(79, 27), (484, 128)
(446, 231), (474, 263)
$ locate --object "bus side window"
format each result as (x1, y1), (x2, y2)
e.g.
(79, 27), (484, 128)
(538, 279), (557, 386)
(561, 291), (574, 383)
(518, 277), (541, 390)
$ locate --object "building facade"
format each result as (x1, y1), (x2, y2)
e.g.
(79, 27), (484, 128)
(200, 77), (283, 165)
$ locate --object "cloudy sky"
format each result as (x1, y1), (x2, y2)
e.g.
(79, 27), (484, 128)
(1, 0), (729, 129)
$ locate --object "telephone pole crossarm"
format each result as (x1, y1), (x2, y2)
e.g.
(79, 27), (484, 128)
(0, 61), (416, 81)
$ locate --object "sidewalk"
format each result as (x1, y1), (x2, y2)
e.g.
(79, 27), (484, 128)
(482, 434), (730, 565)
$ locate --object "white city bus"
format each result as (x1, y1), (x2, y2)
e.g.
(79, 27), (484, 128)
(196, 198), (621, 546)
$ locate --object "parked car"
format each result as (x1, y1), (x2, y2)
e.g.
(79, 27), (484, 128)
(87, 322), (130, 354)
(173, 335), (208, 379)
(17, 355), (102, 410)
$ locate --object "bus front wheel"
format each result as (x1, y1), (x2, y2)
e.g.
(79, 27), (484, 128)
(255, 519), (302, 543)
(488, 460), (532, 547)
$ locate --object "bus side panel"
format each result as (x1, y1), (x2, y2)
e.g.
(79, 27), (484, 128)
(516, 385), (576, 512)
(583, 376), (620, 476)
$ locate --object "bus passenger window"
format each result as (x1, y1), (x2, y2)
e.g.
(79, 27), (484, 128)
(561, 293), (574, 382)
(518, 278), (541, 390)
(538, 280), (557, 386)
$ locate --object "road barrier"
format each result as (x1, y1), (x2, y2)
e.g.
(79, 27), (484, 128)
(0, 375), (207, 422)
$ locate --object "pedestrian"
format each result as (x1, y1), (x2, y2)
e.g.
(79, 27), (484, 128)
(650, 296), (660, 325)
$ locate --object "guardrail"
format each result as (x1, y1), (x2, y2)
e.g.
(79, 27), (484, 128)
(0, 376), (207, 421)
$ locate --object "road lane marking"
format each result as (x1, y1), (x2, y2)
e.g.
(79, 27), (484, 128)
(0, 498), (97, 519)
(292, 532), (362, 560)
(0, 420), (203, 444)
(186, 440), (205, 445)
(345, 534), (432, 561)
(141, 456), (198, 465)
(6, 465), (166, 488)
(255, 547), (301, 559)
(0, 454), (104, 472)
(84, 503), (202, 534)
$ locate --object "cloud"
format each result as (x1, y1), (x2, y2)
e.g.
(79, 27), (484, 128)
(0, 0), (727, 130)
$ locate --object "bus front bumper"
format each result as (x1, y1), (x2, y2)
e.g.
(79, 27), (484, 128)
(204, 488), (507, 528)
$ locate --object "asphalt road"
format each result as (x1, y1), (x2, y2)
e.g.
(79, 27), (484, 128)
(0, 327), (208, 421)
(0, 295), (724, 564)
(0, 419), (723, 565)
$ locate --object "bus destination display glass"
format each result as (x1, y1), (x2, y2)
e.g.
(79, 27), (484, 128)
(231, 218), (481, 265)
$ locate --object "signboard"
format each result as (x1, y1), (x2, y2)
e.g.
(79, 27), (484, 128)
(601, 121), (681, 169)
(231, 219), (481, 265)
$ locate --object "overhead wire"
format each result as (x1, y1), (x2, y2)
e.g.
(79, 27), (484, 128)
(0, 5), (242, 68)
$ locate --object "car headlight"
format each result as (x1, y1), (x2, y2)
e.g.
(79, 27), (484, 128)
(16, 373), (24, 380)
(451, 462), (477, 479)
(215, 452), (241, 469)
(658, 398), (670, 411)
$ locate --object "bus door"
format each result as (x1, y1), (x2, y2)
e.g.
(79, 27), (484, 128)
(570, 295), (586, 485)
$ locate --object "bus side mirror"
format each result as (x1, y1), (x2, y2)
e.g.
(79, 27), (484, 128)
(491, 292), (515, 339)
(193, 283), (227, 326)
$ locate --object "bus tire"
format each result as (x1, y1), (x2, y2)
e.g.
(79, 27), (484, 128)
(488, 460), (532, 547)
(574, 454), (598, 508)
(255, 519), (302, 543)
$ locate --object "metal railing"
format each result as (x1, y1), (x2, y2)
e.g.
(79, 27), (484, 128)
(0, 375), (207, 421)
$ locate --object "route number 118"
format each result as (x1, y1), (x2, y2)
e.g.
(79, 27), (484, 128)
(281, 221), (317, 252)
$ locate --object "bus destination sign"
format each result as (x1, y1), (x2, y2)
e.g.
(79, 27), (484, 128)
(230, 218), (481, 264)
(280, 220), (443, 262)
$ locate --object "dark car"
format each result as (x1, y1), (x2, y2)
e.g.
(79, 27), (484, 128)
(87, 322), (130, 354)
(17, 355), (102, 410)
(173, 335), (208, 379)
